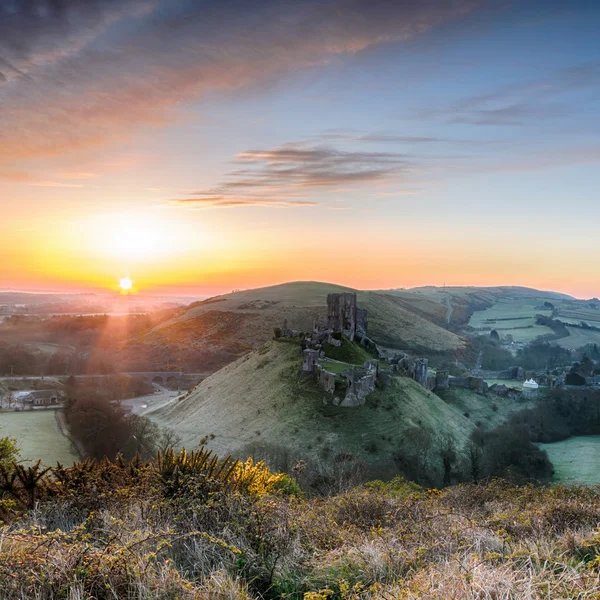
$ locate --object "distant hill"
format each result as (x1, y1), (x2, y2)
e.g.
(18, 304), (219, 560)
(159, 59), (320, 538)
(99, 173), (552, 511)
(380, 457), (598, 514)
(144, 281), (467, 364)
(383, 285), (575, 328)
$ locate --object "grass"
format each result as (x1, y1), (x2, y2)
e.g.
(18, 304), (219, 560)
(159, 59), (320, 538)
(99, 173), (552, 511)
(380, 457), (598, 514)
(469, 297), (559, 343)
(485, 378), (523, 388)
(0, 410), (78, 465)
(149, 341), (527, 482)
(322, 336), (373, 364)
(538, 436), (600, 485)
(5, 466), (600, 599)
(437, 387), (535, 430)
(551, 327), (600, 349)
(319, 360), (351, 374)
(152, 281), (467, 359)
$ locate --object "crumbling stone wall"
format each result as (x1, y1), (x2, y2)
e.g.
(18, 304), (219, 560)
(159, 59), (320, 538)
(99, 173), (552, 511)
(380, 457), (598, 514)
(302, 349), (319, 373)
(448, 376), (488, 394)
(377, 370), (392, 389)
(435, 370), (449, 390)
(317, 367), (337, 394)
(356, 307), (368, 338)
(498, 366), (525, 381)
(413, 358), (429, 386)
(339, 366), (376, 406)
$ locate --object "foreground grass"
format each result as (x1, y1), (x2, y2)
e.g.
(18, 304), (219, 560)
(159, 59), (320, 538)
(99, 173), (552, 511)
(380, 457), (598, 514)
(3, 456), (600, 599)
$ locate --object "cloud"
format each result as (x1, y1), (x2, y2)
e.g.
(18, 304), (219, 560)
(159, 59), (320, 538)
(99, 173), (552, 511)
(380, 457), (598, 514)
(0, 0), (478, 161)
(0, 170), (85, 186)
(419, 62), (600, 126)
(170, 143), (412, 208)
(170, 197), (317, 209)
(29, 181), (84, 188)
(318, 130), (477, 144)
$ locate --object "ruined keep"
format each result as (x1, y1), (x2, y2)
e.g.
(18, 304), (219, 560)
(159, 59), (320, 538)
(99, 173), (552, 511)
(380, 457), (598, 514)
(327, 292), (358, 340)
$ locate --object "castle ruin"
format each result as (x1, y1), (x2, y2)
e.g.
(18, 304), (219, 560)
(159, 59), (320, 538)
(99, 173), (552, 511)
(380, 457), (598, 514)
(327, 293), (358, 340)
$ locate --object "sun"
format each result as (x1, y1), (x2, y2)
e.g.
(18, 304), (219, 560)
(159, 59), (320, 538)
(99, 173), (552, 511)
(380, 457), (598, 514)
(119, 277), (133, 292)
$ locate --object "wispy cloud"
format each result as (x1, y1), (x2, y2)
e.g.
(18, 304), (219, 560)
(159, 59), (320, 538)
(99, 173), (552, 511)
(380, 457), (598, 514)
(30, 181), (84, 188)
(170, 197), (317, 209)
(419, 62), (600, 126)
(170, 143), (413, 208)
(0, 0), (478, 162)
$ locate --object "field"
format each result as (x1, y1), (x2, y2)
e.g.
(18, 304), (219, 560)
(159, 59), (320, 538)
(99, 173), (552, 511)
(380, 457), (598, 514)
(551, 327), (600, 350)
(469, 297), (557, 343)
(0, 410), (79, 465)
(538, 436), (600, 485)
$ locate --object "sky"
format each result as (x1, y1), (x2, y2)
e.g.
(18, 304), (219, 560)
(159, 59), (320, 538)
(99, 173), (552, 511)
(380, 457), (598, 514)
(0, 0), (599, 298)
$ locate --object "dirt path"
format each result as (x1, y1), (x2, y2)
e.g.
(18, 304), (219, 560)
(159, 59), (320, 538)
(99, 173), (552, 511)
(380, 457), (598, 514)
(444, 296), (454, 325)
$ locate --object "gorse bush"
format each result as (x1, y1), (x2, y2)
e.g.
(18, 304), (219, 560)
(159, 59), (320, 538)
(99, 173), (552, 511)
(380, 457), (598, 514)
(3, 448), (600, 599)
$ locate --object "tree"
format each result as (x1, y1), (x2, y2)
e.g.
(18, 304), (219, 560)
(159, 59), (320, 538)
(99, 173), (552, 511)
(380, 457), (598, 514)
(123, 415), (160, 460)
(394, 427), (434, 485)
(157, 429), (182, 454)
(466, 441), (482, 484)
(439, 435), (457, 486)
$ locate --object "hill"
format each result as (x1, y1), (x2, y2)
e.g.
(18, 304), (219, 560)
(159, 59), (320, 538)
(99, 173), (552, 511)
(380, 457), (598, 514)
(144, 281), (467, 366)
(149, 339), (515, 481)
(386, 285), (575, 328)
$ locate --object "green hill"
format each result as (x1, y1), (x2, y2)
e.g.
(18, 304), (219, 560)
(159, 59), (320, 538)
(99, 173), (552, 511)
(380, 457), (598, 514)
(146, 281), (466, 363)
(150, 339), (492, 480)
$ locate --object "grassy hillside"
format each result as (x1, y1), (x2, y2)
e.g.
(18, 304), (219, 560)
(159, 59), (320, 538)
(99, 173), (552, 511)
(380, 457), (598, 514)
(149, 282), (466, 364)
(151, 340), (502, 480)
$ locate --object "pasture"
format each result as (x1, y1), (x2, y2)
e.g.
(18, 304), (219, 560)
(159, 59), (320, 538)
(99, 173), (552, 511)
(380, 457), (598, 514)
(0, 410), (78, 465)
(538, 436), (600, 485)
(552, 327), (600, 349)
(468, 297), (555, 343)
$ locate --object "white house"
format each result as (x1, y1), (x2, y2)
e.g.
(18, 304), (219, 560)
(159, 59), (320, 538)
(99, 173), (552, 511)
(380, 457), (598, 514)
(522, 378), (539, 390)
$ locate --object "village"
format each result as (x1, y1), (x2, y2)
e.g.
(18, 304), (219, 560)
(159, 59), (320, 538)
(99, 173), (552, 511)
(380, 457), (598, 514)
(279, 292), (600, 408)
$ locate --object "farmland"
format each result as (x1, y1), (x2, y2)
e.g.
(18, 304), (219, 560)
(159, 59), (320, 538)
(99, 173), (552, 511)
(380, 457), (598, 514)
(538, 436), (600, 485)
(468, 297), (555, 342)
(0, 410), (78, 465)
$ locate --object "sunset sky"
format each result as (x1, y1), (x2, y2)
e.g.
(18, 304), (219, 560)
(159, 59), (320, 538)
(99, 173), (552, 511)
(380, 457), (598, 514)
(1, 0), (599, 298)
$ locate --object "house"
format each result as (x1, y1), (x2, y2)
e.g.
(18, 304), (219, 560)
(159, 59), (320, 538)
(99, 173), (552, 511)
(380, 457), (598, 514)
(23, 390), (64, 406)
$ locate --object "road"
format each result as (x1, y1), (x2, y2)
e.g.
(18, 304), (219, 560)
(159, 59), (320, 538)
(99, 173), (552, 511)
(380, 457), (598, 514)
(120, 383), (181, 416)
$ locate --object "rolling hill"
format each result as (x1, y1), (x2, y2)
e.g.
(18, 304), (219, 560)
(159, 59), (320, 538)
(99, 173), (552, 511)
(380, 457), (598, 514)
(143, 281), (467, 363)
(148, 339), (518, 480)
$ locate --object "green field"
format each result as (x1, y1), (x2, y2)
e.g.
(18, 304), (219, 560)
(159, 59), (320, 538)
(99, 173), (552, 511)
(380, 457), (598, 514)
(538, 436), (600, 485)
(551, 327), (600, 350)
(0, 410), (79, 465)
(469, 297), (555, 343)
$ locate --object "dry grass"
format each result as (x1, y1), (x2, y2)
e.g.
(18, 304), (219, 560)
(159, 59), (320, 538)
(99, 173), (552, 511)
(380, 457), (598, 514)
(3, 477), (600, 599)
